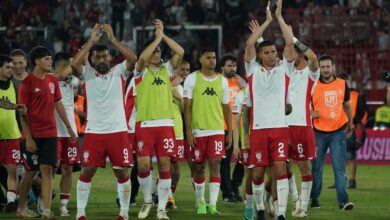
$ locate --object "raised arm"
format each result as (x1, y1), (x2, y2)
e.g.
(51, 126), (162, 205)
(136, 21), (163, 72)
(71, 24), (101, 77)
(244, 3), (273, 62)
(103, 24), (137, 70)
(293, 37), (318, 71)
(275, 0), (294, 61)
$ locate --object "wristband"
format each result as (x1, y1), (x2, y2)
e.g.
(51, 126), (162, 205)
(257, 37), (264, 43)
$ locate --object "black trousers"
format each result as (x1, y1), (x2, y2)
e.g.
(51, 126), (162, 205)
(220, 139), (244, 197)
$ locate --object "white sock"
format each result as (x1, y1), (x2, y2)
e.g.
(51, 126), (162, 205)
(117, 177), (131, 216)
(7, 190), (16, 203)
(300, 177), (313, 212)
(252, 182), (265, 211)
(245, 194), (254, 209)
(288, 173), (299, 202)
(273, 199), (278, 216)
(76, 177), (92, 217)
(59, 193), (70, 207)
(157, 178), (171, 211)
(194, 178), (205, 204)
(277, 177), (289, 217)
(138, 173), (153, 203)
(209, 180), (220, 206)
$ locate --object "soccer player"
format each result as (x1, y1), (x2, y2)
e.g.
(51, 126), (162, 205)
(133, 19), (184, 220)
(167, 60), (190, 209)
(71, 24), (137, 220)
(0, 55), (22, 213)
(286, 37), (319, 217)
(219, 54), (245, 203)
(16, 46), (76, 219)
(184, 47), (232, 215)
(244, 0), (295, 219)
(52, 52), (81, 216)
(232, 88), (255, 219)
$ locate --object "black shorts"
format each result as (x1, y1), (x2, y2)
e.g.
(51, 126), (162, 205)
(21, 137), (57, 170)
(346, 132), (357, 160)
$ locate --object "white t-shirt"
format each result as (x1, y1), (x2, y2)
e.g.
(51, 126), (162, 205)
(55, 79), (78, 137)
(287, 66), (320, 126)
(245, 57), (294, 129)
(82, 60), (128, 133)
(133, 61), (175, 127)
(183, 71), (230, 137)
(124, 77), (137, 133)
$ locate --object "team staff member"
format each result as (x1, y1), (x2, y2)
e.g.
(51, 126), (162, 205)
(310, 55), (354, 211)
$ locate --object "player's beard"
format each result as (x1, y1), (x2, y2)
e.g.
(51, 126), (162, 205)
(95, 62), (109, 74)
(321, 72), (333, 81)
(225, 71), (236, 78)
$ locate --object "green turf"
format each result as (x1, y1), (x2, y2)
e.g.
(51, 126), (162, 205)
(2, 164), (390, 219)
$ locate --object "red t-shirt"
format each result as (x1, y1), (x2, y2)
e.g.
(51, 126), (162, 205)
(18, 73), (62, 138)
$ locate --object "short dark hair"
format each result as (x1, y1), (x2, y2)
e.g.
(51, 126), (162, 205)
(139, 37), (161, 55)
(180, 60), (189, 65)
(319, 55), (334, 64)
(258, 40), (275, 51)
(200, 47), (216, 56)
(9, 49), (27, 58)
(219, 54), (237, 67)
(88, 44), (109, 64)
(0, 55), (12, 67)
(29, 46), (52, 66)
(54, 52), (72, 65)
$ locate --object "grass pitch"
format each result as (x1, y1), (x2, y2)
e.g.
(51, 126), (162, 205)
(1, 164), (389, 219)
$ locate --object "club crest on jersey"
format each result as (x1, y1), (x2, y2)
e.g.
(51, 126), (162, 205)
(243, 151), (249, 162)
(49, 83), (55, 94)
(137, 141), (144, 151)
(255, 151), (262, 162)
(324, 91), (337, 107)
(194, 149), (200, 160)
(83, 151), (89, 162)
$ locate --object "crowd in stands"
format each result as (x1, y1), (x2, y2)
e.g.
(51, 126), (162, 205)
(0, 0), (389, 79)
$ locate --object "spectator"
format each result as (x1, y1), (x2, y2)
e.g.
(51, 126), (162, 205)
(111, 0), (126, 41)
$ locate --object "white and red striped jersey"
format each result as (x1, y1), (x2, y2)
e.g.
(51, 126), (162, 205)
(286, 66), (320, 126)
(82, 60), (128, 134)
(124, 77), (137, 133)
(245, 57), (294, 129)
(232, 90), (246, 114)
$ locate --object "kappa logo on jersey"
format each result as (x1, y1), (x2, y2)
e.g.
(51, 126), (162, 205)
(34, 88), (41, 93)
(49, 83), (55, 94)
(152, 76), (165, 85)
(325, 91), (337, 107)
(202, 87), (217, 96)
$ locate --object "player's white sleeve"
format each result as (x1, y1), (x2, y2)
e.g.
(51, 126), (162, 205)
(163, 61), (174, 76)
(81, 65), (94, 80)
(281, 57), (295, 77)
(245, 86), (252, 107)
(183, 72), (196, 99)
(222, 76), (230, 104)
(245, 57), (257, 77)
(176, 84), (184, 97)
(232, 91), (244, 114)
(309, 68), (320, 81)
(112, 60), (129, 78)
